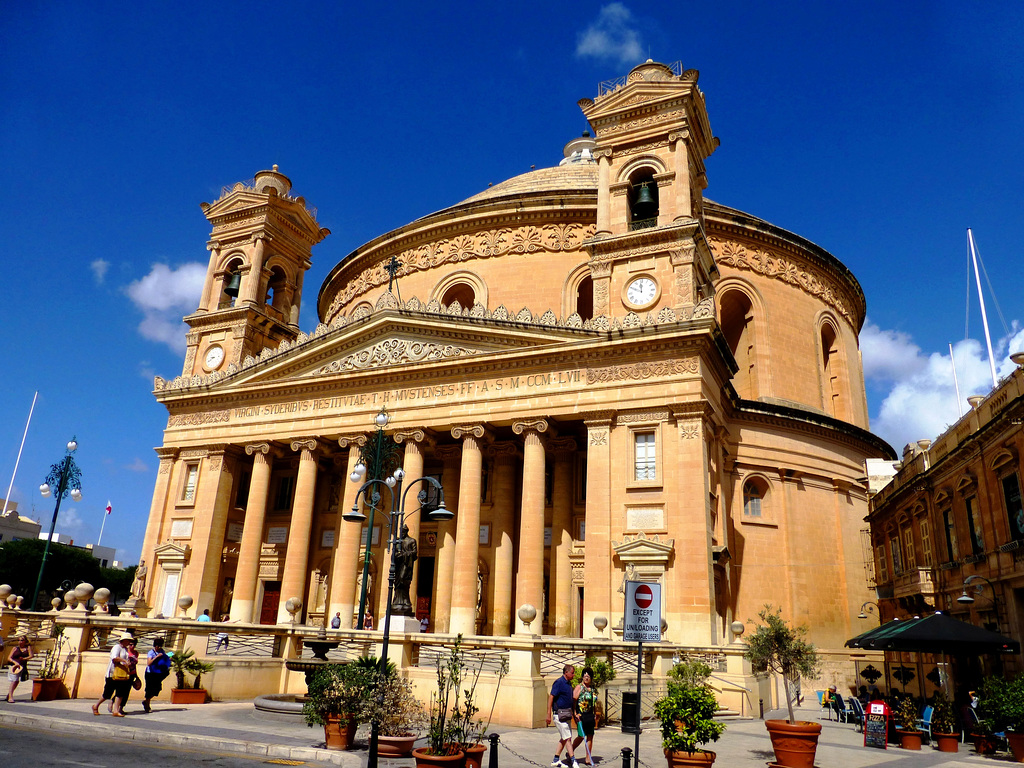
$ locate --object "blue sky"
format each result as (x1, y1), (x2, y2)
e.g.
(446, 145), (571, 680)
(2, 2), (1023, 569)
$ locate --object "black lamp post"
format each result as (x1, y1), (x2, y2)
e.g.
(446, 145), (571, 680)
(345, 467), (449, 768)
(858, 600), (881, 624)
(32, 438), (83, 611)
(957, 574), (1000, 626)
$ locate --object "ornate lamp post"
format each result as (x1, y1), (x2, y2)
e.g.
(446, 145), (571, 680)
(351, 407), (401, 630)
(858, 600), (881, 624)
(345, 466), (449, 768)
(957, 574), (1000, 626)
(32, 438), (83, 611)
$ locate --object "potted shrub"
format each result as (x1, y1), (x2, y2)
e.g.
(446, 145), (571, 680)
(980, 675), (1024, 759)
(930, 691), (959, 753)
(303, 663), (373, 750)
(743, 605), (821, 768)
(364, 670), (427, 757)
(654, 660), (725, 767)
(893, 696), (923, 750)
(32, 627), (75, 701)
(168, 647), (214, 704)
(414, 635), (478, 768)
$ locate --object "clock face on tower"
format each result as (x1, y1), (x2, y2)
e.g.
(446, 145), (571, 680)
(624, 276), (659, 309)
(204, 345), (225, 371)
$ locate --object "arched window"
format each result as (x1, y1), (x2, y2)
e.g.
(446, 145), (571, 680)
(265, 266), (288, 312)
(742, 477), (768, 518)
(221, 258), (244, 308)
(720, 289), (758, 399)
(819, 319), (846, 419)
(576, 275), (594, 321)
(628, 170), (659, 230)
(441, 282), (476, 311)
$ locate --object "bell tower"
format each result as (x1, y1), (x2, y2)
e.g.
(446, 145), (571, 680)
(579, 60), (719, 319)
(182, 166), (330, 376)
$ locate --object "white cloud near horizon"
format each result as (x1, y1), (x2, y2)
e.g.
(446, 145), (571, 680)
(90, 259), (110, 284)
(126, 262), (206, 352)
(576, 3), (644, 67)
(123, 457), (149, 473)
(862, 319), (1024, 451)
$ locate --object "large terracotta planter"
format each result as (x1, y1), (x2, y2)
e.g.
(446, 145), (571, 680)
(765, 720), (821, 768)
(1007, 732), (1024, 762)
(463, 743), (486, 768)
(377, 733), (418, 757)
(170, 687), (208, 704)
(31, 678), (66, 701)
(412, 746), (467, 768)
(323, 715), (358, 750)
(664, 748), (716, 767)
(973, 733), (999, 755)
(898, 729), (923, 750)
(933, 732), (959, 753)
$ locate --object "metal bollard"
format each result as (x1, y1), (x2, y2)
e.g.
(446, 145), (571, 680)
(488, 732), (499, 768)
(759, 698), (764, 720)
(621, 746), (632, 768)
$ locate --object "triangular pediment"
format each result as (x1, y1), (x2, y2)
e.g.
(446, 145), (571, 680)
(612, 531), (675, 562)
(584, 82), (694, 124)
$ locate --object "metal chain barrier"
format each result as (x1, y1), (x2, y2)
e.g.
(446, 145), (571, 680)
(497, 737), (553, 768)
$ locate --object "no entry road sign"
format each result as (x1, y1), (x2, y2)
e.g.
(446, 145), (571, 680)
(624, 581), (661, 642)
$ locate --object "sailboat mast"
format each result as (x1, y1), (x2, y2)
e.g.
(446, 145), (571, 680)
(967, 228), (999, 388)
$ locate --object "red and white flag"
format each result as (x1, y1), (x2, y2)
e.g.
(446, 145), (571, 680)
(105, 501), (112, 516)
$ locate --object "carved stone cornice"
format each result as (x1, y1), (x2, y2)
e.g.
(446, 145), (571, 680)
(451, 424), (494, 442)
(587, 358), (697, 383)
(581, 410), (616, 426)
(167, 410), (231, 428)
(179, 448), (209, 460)
(512, 419), (553, 438)
(669, 402), (713, 421)
(337, 433), (368, 449)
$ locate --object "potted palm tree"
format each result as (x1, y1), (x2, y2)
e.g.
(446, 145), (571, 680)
(169, 647), (215, 704)
(930, 691), (959, 753)
(654, 659), (725, 766)
(303, 663), (373, 750)
(743, 606), (820, 768)
(893, 696), (923, 749)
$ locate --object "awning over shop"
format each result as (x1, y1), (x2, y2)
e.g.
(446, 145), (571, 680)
(845, 612), (1019, 655)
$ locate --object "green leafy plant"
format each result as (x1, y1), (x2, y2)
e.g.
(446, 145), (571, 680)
(303, 663), (374, 727)
(37, 626), (75, 681)
(931, 690), (957, 734)
(571, 656), (616, 689)
(361, 672), (427, 736)
(669, 659), (713, 690)
(893, 696), (920, 731)
(168, 647), (216, 689)
(743, 605), (820, 724)
(654, 670), (725, 754)
(979, 675), (1024, 733)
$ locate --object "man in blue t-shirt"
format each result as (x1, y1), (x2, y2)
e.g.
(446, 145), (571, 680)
(547, 664), (579, 768)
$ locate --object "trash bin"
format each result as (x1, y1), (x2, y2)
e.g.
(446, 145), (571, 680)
(621, 691), (640, 734)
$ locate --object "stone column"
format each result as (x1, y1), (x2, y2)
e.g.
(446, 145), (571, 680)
(670, 131), (691, 221)
(549, 438), (577, 637)
(583, 412), (614, 632)
(489, 442), (520, 636)
(432, 444), (461, 633)
(327, 436), (367, 627)
(179, 447), (234, 617)
(596, 150), (612, 235)
(277, 439), (319, 623)
(450, 424), (491, 636)
(241, 233), (267, 305)
(393, 430), (433, 620)
(198, 241), (220, 312)
(513, 419), (550, 633)
(139, 447), (178, 602)
(231, 443), (273, 622)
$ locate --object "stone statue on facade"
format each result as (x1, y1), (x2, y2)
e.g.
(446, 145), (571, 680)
(390, 524), (417, 616)
(131, 560), (148, 599)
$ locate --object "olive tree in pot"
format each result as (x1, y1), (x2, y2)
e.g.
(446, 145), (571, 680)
(930, 691), (959, 753)
(743, 606), (821, 768)
(363, 670), (428, 757)
(654, 660), (725, 767)
(893, 697), (923, 750)
(303, 663), (374, 750)
(980, 675), (1024, 761)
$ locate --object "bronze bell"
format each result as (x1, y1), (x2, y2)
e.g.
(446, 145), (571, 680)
(223, 272), (241, 298)
(633, 182), (657, 217)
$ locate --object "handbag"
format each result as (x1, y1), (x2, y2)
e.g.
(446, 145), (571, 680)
(556, 707), (573, 722)
(132, 675), (142, 690)
(112, 666), (130, 681)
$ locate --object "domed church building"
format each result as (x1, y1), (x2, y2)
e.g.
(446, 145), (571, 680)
(141, 60), (894, 653)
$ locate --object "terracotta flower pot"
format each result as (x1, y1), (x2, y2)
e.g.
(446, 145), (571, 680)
(933, 732), (959, 753)
(764, 720), (821, 768)
(170, 687), (208, 704)
(973, 733), (999, 755)
(323, 714), (358, 750)
(898, 729), (923, 750)
(463, 743), (486, 768)
(31, 678), (66, 702)
(377, 733), (418, 757)
(412, 746), (467, 768)
(1007, 732), (1024, 762)
(664, 748), (716, 767)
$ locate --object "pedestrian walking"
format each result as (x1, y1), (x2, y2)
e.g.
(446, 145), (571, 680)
(6, 635), (32, 702)
(214, 614), (230, 653)
(330, 612), (342, 629)
(143, 637), (171, 713)
(572, 667), (597, 765)
(93, 632), (133, 716)
(547, 664), (580, 768)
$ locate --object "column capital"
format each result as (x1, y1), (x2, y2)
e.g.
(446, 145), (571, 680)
(291, 437), (319, 455)
(489, 441), (522, 463)
(668, 130), (690, 143)
(548, 437), (578, 458)
(581, 410), (616, 426)
(244, 442), (271, 456)
(394, 428), (436, 448)
(435, 444), (462, 465)
(512, 418), (554, 437)
(155, 446), (179, 461)
(337, 433), (368, 449)
(669, 401), (713, 422)
(451, 424), (494, 442)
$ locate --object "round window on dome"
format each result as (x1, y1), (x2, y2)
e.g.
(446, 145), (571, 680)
(442, 283), (475, 311)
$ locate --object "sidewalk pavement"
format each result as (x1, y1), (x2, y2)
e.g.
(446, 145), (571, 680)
(0, 695), (1001, 768)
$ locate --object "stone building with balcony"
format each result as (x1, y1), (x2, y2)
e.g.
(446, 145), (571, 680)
(138, 60), (893, 659)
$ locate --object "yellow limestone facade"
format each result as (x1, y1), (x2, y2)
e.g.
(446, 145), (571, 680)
(142, 60), (895, 652)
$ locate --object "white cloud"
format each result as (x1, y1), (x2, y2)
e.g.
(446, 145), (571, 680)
(57, 506), (85, 535)
(123, 457), (149, 473)
(126, 262), (206, 352)
(90, 259), (110, 284)
(865, 318), (1024, 451)
(576, 3), (644, 66)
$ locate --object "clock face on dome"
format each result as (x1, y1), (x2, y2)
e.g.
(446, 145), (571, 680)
(624, 276), (658, 309)
(204, 345), (225, 370)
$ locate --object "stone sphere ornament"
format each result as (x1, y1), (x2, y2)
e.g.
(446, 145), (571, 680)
(0, 584), (12, 602)
(6, 594), (17, 607)
(730, 620), (746, 637)
(284, 597), (302, 622)
(517, 604), (537, 634)
(51, 597), (62, 611)
(65, 590), (79, 609)
(93, 588), (111, 613)
(75, 583), (95, 602)
(660, 617), (668, 632)
(178, 595), (194, 617)
(593, 616), (608, 631)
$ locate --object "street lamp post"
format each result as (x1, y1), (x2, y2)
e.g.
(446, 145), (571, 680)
(32, 438), (83, 611)
(858, 600), (881, 624)
(957, 574), (1000, 626)
(345, 467), (450, 768)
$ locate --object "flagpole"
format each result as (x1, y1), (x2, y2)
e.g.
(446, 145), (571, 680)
(2, 391), (38, 517)
(968, 229), (999, 388)
(949, 343), (963, 418)
(98, 501), (111, 546)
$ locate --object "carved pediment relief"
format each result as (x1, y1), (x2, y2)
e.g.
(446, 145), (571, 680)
(612, 531), (675, 564)
(153, 542), (190, 566)
(314, 337), (486, 375)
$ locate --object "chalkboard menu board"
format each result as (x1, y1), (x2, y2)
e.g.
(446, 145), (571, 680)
(864, 703), (889, 749)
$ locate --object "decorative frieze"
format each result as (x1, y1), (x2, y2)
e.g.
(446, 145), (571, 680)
(316, 339), (478, 375)
(587, 358), (697, 383)
(617, 410), (670, 425)
(167, 410), (231, 427)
